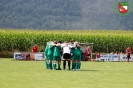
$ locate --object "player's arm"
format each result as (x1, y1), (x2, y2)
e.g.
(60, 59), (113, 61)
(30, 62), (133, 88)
(49, 42), (54, 48)
(56, 43), (61, 46)
(61, 44), (65, 48)
(76, 43), (81, 48)
(32, 47), (34, 52)
(69, 44), (76, 48)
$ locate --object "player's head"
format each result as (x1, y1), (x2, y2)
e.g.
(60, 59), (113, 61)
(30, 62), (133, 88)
(57, 40), (62, 44)
(65, 41), (68, 43)
(65, 41), (69, 45)
(87, 45), (90, 48)
(54, 41), (57, 44)
(127, 46), (131, 49)
(70, 39), (75, 44)
(74, 41), (78, 46)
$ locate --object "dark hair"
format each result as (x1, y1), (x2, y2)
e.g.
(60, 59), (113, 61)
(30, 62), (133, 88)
(57, 40), (62, 43)
(70, 39), (75, 42)
(65, 41), (68, 43)
(54, 41), (57, 44)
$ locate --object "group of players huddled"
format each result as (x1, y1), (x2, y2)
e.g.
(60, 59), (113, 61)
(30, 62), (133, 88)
(44, 39), (81, 70)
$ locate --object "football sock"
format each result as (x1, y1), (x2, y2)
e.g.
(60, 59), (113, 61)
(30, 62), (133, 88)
(63, 60), (66, 69)
(50, 62), (53, 69)
(68, 60), (71, 70)
(47, 62), (50, 69)
(53, 63), (56, 69)
(45, 61), (48, 69)
(79, 62), (81, 69)
(72, 62), (76, 69)
(76, 62), (79, 70)
(58, 63), (61, 69)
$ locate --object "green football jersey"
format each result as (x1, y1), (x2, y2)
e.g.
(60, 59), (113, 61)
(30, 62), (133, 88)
(47, 42), (53, 55)
(44, 45), (48, 58)
(76, 46), (81, 54)
(53, 46), (61, 56)
(75, 48), (81, 55)
(71, 47), (80, 55)
(76, 46), (81, 60)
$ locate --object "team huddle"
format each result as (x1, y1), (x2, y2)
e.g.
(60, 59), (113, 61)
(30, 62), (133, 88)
(44, 40), (81, 70)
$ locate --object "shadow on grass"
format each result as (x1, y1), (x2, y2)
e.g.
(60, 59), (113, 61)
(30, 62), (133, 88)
(45, 68), (99, 72)
(78, 69), (99, 72)
(12, 60), (43, 61)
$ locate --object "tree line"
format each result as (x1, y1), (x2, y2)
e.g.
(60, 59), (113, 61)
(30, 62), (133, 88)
(0, 0), (133, 30)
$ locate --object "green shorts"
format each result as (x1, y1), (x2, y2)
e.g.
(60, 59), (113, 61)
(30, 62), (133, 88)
(47, 54), (53, 60)
(79, 54), (81, 60)
(53, 56), (61, 61)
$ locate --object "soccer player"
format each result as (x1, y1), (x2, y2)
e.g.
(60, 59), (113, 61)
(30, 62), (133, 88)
(71, 41), (81, 70)
(53, 41), (61, 70)
(62, 41), (72, 70)
(32, 44), (38, 53)
(47, 41), (53, 69)
(44, 42), (49, 69)
(126, 46), (132, 63)
(76, 42), (81, 70)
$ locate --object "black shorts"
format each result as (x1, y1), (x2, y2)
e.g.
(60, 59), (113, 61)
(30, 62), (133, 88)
(127, 55), (130, 58)
(63, 53), (71, 59)
(60, 51), (63, 56)
(88, 54), (90, 56)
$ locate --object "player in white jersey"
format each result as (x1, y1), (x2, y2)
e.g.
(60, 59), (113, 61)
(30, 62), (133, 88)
(61, 41), (72, 70)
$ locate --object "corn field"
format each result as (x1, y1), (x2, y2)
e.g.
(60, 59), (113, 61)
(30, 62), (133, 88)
(0, 29), (133, 53)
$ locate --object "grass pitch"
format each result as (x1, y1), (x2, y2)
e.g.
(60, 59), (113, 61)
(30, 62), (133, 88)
(0, 59), (133, 88)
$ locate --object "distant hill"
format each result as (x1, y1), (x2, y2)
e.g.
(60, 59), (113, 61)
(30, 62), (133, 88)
(0, 0), (133, 30)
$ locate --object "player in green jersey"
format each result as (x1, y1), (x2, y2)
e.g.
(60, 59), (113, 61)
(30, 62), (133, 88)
(75, 42), (81, 70)
(47, 41), (53, 69)
(44, 42), (49, 69)
(53, 41), (61, 70)
(71, 41), (81, 70)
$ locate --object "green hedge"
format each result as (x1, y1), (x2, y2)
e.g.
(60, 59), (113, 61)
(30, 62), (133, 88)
(0, 29), (133, 57)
